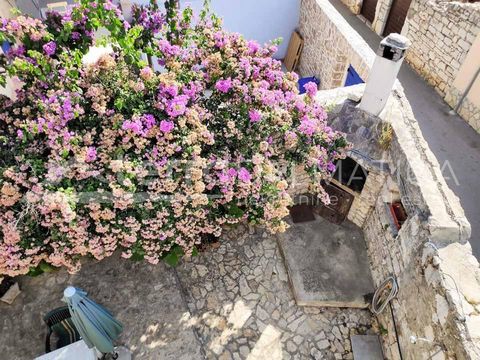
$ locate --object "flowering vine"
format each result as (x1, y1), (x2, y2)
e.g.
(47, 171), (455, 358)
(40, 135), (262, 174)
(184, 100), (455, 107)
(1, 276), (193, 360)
(0, 0), (348, 276)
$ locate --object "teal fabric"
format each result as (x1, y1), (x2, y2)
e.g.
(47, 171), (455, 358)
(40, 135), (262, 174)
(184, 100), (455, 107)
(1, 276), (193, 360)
(63, 288), (123, 354)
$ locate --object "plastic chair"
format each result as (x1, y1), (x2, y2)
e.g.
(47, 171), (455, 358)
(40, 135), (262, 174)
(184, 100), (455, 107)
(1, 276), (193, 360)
(43, 306), (81, 353)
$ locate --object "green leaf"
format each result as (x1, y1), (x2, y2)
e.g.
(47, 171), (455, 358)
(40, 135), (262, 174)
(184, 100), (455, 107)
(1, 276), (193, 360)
(163, 245), (185, 267)
(39, 261), (57, 273)
(27, 266), (44, 277)
(163, 252), (179, 267)
(227, 204), (244, 218)
(191, 246), (199, 257)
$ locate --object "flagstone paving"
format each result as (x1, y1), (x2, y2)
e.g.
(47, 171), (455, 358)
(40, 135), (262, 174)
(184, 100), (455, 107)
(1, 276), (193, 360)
(176, 224), (376, 360)
(0, 224), (377, 360)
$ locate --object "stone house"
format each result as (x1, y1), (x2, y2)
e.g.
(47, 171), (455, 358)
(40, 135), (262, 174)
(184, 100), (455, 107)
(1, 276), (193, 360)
(324, 0), (480, 133)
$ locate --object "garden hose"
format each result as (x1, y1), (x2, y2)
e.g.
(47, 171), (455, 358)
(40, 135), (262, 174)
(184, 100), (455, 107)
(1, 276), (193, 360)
(372, 276), (398, 315)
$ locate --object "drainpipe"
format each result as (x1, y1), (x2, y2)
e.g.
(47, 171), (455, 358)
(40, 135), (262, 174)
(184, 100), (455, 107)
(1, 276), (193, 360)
(359, 34), (411, 116)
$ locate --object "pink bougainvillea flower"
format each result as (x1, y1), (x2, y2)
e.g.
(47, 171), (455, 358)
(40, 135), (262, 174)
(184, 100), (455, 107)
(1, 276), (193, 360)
(122, 119), (143, 134)
(0, 0), (347, 276)
(249, 109), (262, 123)
(238, 167), (252, 182)
(304, 81), (318, 97)
(85, 146), (97, 162)
(298, 117), (317, 137)
(215, 78), (232, 93)
(159, 120), (174, 133)
(140, 66), (154, 81)
(42, 41), (57, 56)
(166, 95), (189, 117)
(247, 40), (260, 55)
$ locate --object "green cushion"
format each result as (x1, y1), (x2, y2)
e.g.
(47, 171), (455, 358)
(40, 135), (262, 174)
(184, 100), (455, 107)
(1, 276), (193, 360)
(51, 318), (81, 349)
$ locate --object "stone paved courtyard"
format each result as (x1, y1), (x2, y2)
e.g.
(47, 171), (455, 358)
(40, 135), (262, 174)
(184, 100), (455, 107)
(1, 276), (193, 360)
(0, 225), (377, 360)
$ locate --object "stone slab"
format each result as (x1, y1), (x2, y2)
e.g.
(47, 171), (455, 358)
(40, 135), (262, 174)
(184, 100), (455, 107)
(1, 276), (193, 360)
(278, 216), (374, 308)
(351, 335), (384, 360)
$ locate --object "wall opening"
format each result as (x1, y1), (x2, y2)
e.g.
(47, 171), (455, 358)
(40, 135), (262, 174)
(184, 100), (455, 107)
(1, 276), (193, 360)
(333, 157), (368, 193)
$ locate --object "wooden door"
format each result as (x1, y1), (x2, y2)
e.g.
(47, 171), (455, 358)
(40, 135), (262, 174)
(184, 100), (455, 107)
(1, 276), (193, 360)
(361, 0), (378, 23)
(383, 0), (413, 36)
(314, 182), (354, 225)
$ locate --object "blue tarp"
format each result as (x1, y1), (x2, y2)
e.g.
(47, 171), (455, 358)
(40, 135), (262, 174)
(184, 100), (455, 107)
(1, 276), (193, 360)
(298, 76), (320, 94)
(345, 65), (364, 87)
(1, 41), (11, 54)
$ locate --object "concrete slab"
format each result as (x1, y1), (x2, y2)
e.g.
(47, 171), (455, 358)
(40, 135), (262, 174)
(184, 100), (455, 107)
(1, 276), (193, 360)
(351, 335), (384, 360)
(278, 216), (374, 308)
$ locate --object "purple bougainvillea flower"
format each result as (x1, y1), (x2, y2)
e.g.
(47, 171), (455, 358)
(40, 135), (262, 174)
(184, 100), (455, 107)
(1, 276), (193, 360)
(215, 78), (232, 93)
(85, 146), (97, 162)
(238, 167), (252, 182)
(143, 114), (156, 129)
(166, 95), (188, 117)
(42, 41), (57, 56)
(327, 162), (336, 172)
(160, 120), (174, 133)
(247, 40), (260, 55)
(304, 81), (318, 97)
(16, 129), (23, 139)
(249, 109), (262, 123)
(298, 117), (317, 137)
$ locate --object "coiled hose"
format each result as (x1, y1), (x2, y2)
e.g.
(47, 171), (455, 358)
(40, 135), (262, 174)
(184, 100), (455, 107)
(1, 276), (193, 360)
(372, 276), (398, 315)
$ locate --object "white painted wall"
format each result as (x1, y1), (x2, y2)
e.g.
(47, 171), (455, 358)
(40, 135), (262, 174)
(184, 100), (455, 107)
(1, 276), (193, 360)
(184, 0), (299, 59)
(13, 0), (300, 58)
(130, 0), (300, 59)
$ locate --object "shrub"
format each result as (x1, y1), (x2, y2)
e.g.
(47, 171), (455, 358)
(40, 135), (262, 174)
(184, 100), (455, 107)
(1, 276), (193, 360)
(0, 0), (348, 275)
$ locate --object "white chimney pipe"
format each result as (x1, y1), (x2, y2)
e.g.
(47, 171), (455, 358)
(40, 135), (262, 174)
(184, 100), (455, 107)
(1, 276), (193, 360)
(359, 34), (411, 116)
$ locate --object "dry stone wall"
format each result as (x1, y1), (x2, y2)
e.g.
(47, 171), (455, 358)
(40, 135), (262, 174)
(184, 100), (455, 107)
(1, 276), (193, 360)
(371, 0), (394, 35)
(404, 0), (480, 97)
(347, 169), (387, 227)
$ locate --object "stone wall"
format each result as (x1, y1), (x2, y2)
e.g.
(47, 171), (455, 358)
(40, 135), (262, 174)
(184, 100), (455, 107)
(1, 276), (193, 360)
(347, 167), (387, 227)
(403, 0), (480, 97)
(364, 89), (478, 360)
(300, 1), (480, 356)
(371, 0), (393, 35)
(314, 83), (477, 359)
(297, 0), (374, 89)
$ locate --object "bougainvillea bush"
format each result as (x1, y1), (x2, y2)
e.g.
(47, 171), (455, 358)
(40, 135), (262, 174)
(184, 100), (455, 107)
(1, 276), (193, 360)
(0, 0), (348, 276)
